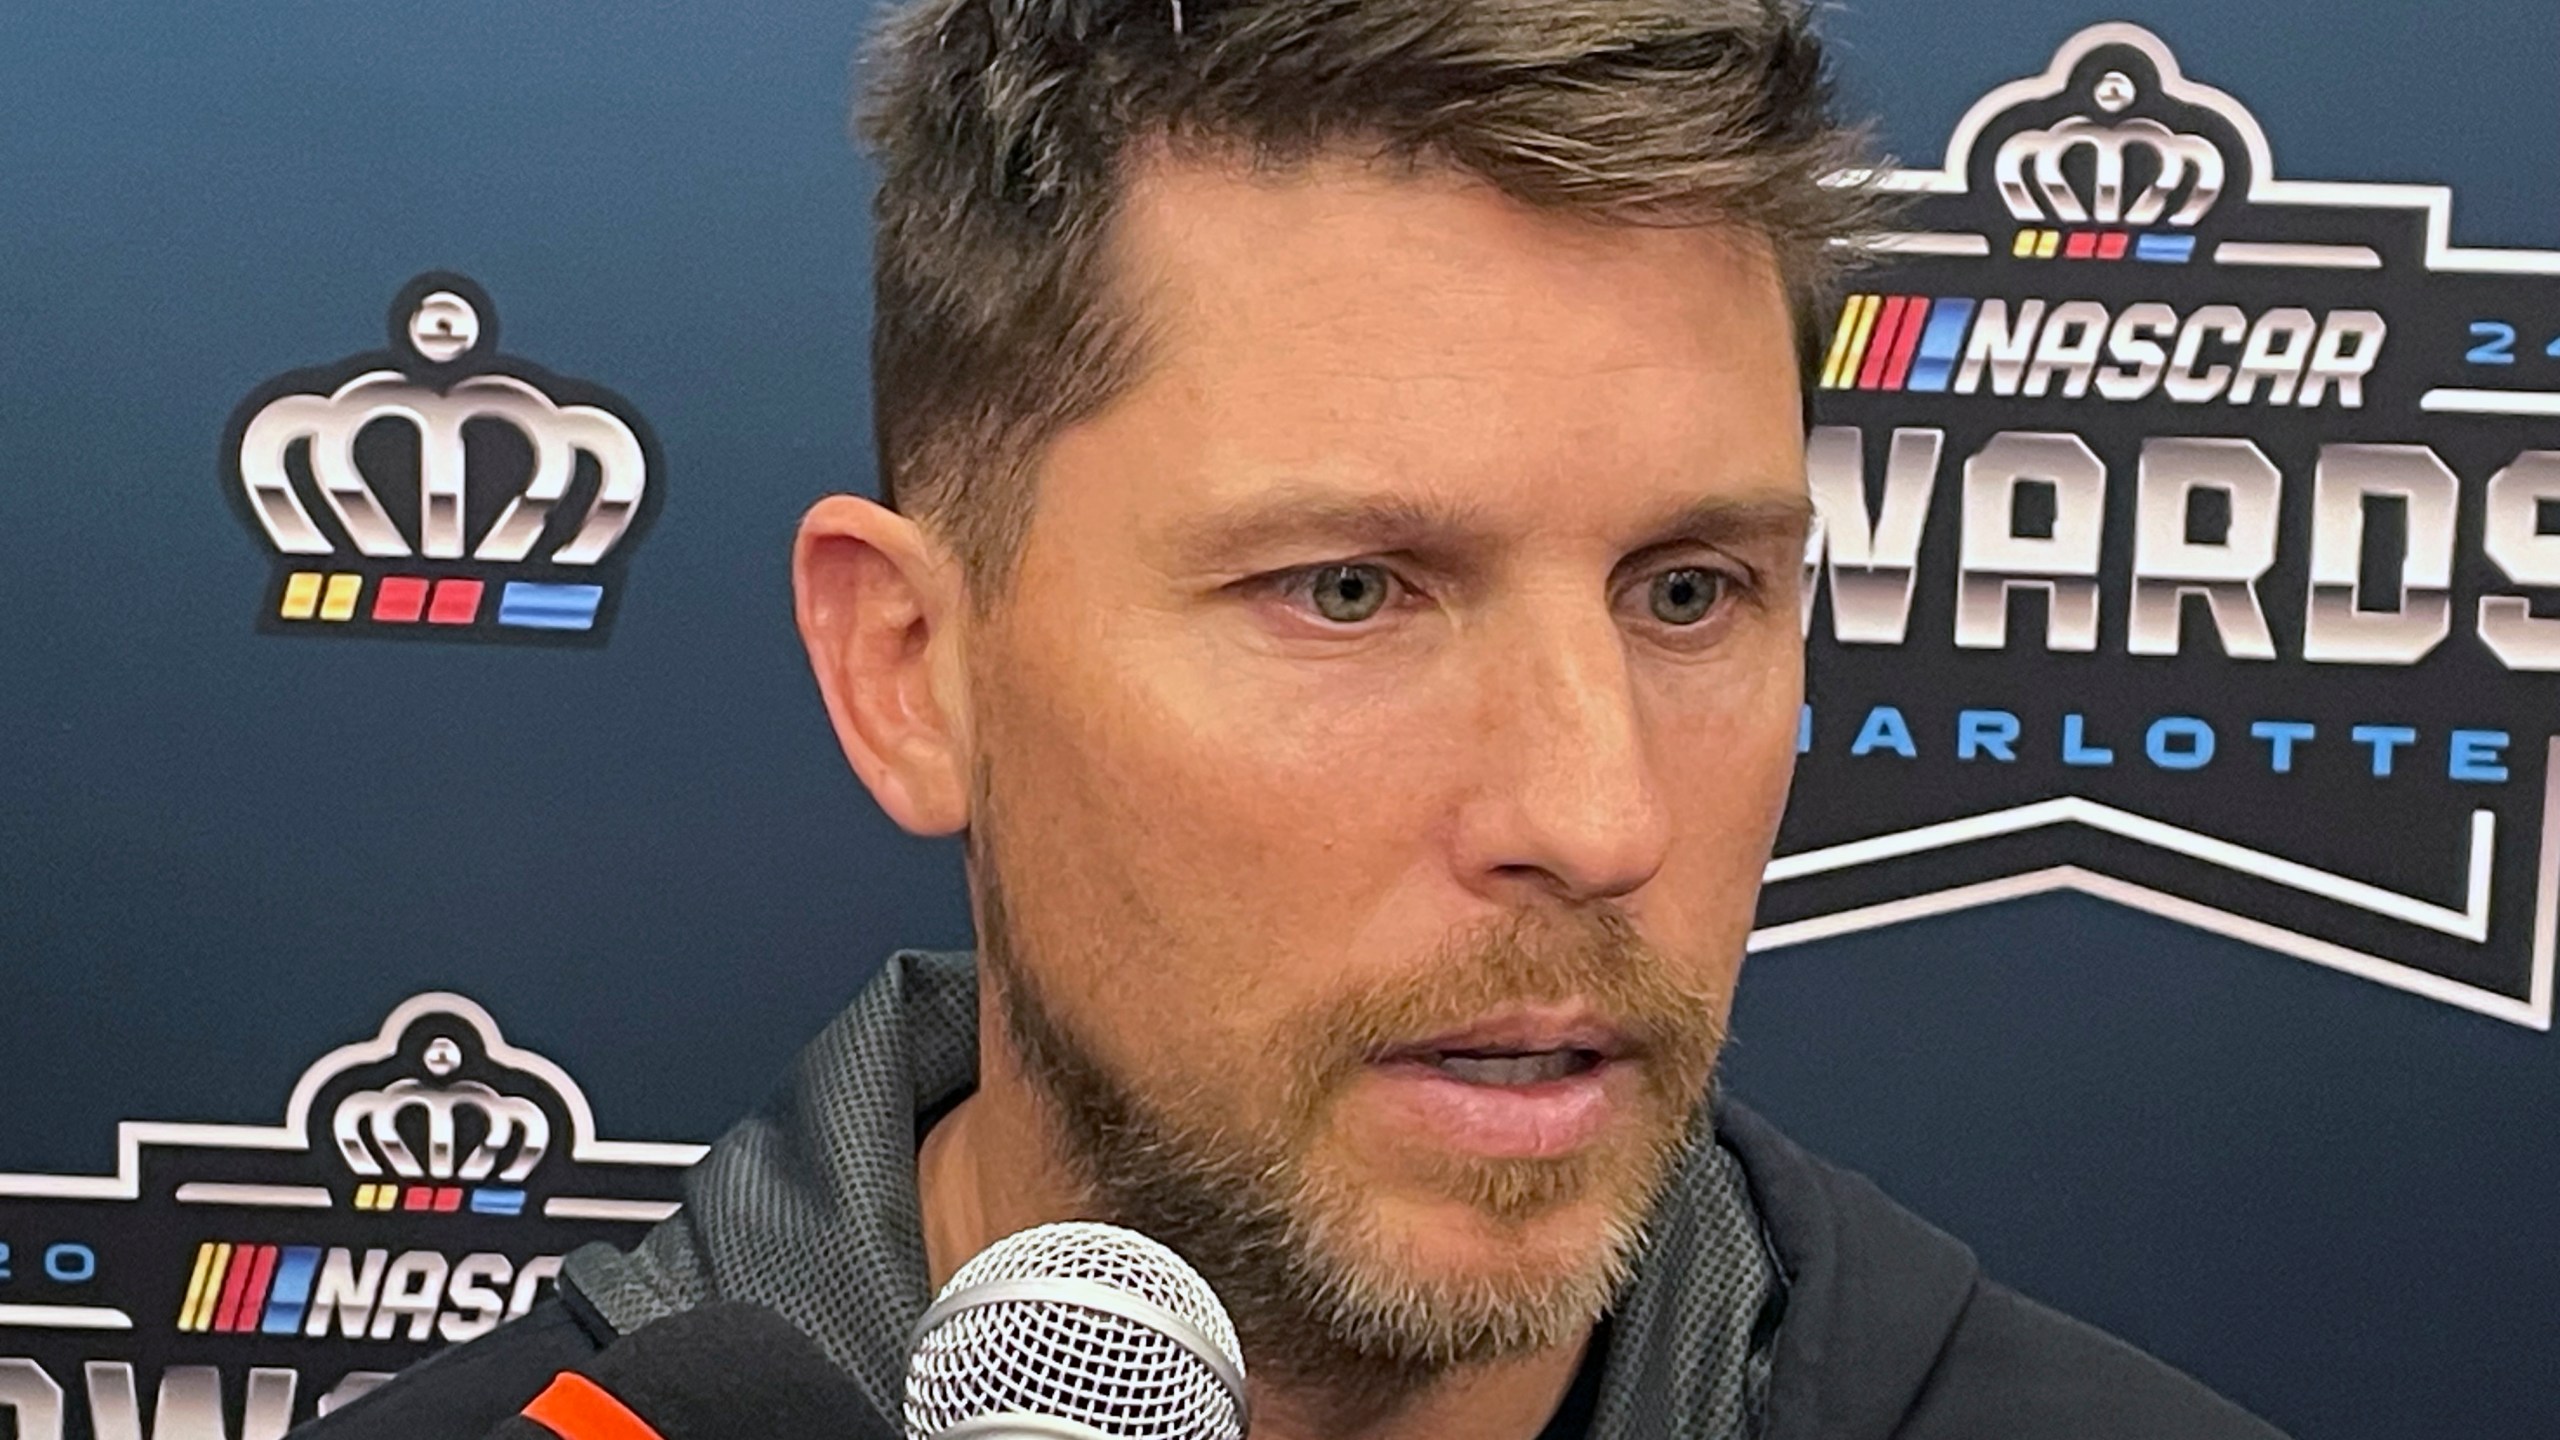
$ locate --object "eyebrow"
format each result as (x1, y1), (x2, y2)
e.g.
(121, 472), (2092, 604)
(1167, 489), (1498, 561)
(1629, 493), (1818, 552)
(1164, 485), (1816, 566)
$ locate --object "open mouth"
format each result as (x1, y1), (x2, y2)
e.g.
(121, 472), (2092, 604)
(1421, 1048), (1609, 1086)
(1364, 1020), (1634, 1158)
(1374, 1010), (1632, 1089)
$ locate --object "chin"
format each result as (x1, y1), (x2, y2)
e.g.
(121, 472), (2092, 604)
(1289, 1189), (1633, 1367)
(1361, 1182), (1638, 1289)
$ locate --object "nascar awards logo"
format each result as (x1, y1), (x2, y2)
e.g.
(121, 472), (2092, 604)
(1761, 23), (2560, 1028)
(223, 273), (663, 644)
(0, 995), (703, 1439)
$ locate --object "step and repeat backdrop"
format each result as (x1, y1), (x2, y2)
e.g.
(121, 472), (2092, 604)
(3, 4), (2554, 1438)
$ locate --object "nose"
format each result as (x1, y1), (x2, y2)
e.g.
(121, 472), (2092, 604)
(1451, 605), (1672, 905)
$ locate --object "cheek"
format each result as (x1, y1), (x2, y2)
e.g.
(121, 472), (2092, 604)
(1067, 662), (1438, 895)
(1648, 641), (1803, 921)
(976, 632), (1449, 1046)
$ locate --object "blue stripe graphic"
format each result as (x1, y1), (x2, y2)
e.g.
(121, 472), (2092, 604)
(470, 1187), (527, 1216)
(1903, 298), (1978, 393)
(2135, 234), (2196, 264)
(259, 1246), (324, 1334)
(498, 582), (604, 631)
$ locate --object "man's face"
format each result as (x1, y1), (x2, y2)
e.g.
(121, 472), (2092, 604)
(963, 153), (1809, 1376)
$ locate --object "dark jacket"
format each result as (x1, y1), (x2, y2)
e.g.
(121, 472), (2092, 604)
(294, 952), (2285, 1440)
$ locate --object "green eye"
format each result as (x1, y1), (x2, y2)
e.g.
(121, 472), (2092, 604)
(1650, 568), (1723, 625)
(1307, 564), (1392, 623)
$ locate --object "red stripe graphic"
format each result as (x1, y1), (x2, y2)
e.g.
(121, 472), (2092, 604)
(1882, 298), (1931, 390)
(212, 1243), (259, 1332)
(1855, 296), (1910, 390)
(428, 578), (484, 625)
(236, 1244), (281, 1332)
(374, 576), (430, 624)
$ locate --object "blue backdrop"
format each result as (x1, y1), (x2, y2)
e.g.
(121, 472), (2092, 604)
(3, 4), (2554, 1437)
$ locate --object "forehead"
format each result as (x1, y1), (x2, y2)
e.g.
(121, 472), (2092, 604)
(1034, 150), (1807, 543)
(1116, 148), (1790, 323)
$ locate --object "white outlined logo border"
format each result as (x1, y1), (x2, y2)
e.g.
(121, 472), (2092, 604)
(1759, 21), (2560, 1031)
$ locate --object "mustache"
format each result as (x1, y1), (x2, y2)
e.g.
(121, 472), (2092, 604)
(1277, 906), (1730, 1094)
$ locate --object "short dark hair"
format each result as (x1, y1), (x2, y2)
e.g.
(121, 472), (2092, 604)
(858, 0), (1884, 596)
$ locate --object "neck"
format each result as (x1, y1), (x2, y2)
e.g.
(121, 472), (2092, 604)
(917, 1085), (1595, 1440)
(1248, 1339), (1594, 1440)
(917, 1085), (1072, 1293)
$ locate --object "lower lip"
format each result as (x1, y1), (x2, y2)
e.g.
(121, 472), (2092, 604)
(1361, 1059), (1624, 1160)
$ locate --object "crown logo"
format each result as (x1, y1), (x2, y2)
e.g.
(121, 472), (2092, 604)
(332, 1073), (553, 1184)
(224, 272), (662, 643)
(1992, 69), (2226, 229)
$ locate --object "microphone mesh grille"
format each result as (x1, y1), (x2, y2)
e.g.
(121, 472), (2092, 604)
(906, 1222), (1245, 1440)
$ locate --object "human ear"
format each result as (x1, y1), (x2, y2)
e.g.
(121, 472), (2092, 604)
(791, 494), (972, 835)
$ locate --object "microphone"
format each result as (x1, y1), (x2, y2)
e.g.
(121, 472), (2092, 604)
(488, 1302), (888, 1440)
(903, 1222), (1249, 1440)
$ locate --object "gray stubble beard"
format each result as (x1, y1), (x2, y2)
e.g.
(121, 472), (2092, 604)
(966, 813), (1722, 1422)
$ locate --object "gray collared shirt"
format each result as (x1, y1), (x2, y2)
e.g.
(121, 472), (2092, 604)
(564, 950), (1780, 1438)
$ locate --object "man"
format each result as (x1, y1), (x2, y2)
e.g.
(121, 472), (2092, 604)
(301, 1), (2286, 1436)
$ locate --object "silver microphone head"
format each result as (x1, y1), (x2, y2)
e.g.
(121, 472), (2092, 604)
(904, 1221), (1249, 1440)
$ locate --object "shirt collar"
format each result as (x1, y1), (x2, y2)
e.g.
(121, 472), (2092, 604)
(563, 949), (1779, 1438)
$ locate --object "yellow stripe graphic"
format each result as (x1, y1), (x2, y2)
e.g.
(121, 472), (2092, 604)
(1823, 295), (1880, 389)
(178, 1243), (219, 1332)
(184, 1243), (233, 1332)
(320, 574), (363, 622)
(279, 573), (323, 621)
(1837, 295), (1883, 389)
(1818, 295), (1868, 390)
(2035, 229), (2061, 259)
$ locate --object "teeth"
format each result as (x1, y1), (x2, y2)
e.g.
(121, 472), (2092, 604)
(1432, 1051), (1588, 1085)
